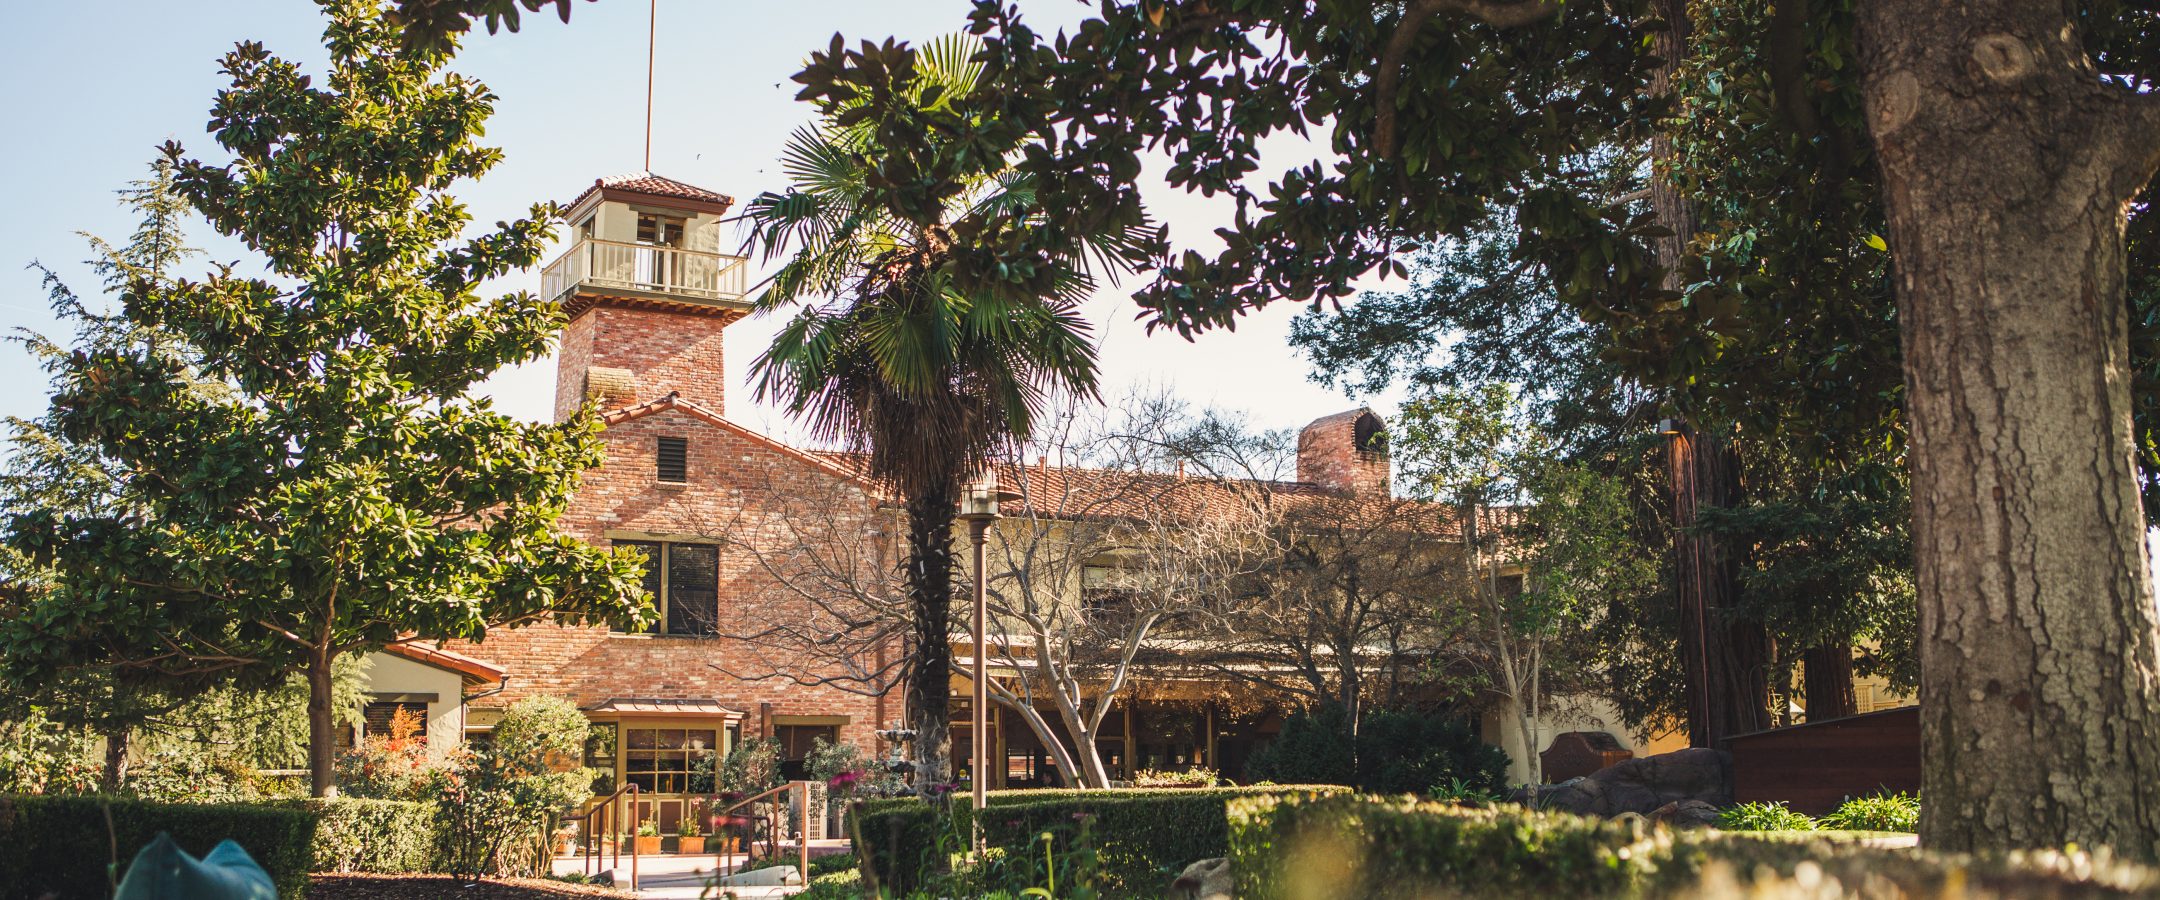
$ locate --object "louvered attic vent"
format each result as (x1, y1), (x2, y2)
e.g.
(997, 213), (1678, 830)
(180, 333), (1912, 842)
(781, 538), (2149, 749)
(656, 437), (689, 483)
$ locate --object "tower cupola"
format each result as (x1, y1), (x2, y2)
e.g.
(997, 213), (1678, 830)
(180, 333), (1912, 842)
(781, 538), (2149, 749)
(544, 173), (750, 420)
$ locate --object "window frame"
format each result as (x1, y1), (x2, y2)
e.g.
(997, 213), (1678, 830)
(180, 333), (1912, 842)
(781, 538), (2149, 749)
(615, 539), (722, 637)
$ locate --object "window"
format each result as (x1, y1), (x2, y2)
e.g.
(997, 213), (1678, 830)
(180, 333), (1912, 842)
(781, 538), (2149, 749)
(656, 437), (688, 483)
(774, 723), (839, 781)
(362, 701), (429, 744)
(617, 541), (721, 636)
(636, 213), (685, 247)
(623, 727), (717, 794)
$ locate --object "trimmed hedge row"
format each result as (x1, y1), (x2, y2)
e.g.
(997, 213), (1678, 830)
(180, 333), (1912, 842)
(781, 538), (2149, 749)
(856, 785), (1351, 897)
(274, 797), (440, 874)
(0, 794), (318, 899)
(1226, 793), (2160, 899)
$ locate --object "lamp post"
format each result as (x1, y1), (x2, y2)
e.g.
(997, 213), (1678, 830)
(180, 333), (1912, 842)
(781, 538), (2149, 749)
(958, 468), (1022, 818)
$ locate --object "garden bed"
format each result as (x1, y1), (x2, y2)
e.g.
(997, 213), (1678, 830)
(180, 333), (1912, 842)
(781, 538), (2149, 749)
(309, 874), (633, 899)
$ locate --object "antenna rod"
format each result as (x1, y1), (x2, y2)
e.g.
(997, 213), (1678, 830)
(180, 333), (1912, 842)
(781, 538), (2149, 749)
(644, 0), (657, 171)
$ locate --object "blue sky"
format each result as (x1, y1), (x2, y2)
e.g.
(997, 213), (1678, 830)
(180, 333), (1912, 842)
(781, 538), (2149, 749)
(0, 0), (1403, 446)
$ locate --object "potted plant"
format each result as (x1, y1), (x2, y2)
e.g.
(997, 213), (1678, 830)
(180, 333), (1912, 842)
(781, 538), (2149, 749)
(633, 820), (663, 856)
(552, 822), (578, 856)
(676, 815), (705, 854)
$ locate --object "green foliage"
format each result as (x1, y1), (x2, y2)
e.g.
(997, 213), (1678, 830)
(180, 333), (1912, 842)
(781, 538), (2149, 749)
(1244, 706), (1506, 798)
(1227, 793), (2160, 899)
(856, 786), (1351, 897)
(0, 794), (316, 899)
(807, 736), (903, 800)
(1131, 768), (1217, 789)
(1352, 712), (1509, 797)
(280, 797), (440, 874)
(1242, 705), (1355, 786)
(0, 708), (100, 796)
(1, 0), (649, 797)
(718, 736), (784, 795)
(1819, 792), (1920, 833)
(431, 696), (595, 877)
(1716, 801), (1818, 832)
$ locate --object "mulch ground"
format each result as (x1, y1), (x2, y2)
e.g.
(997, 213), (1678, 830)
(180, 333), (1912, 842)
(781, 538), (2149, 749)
(309, 874), (635, 899)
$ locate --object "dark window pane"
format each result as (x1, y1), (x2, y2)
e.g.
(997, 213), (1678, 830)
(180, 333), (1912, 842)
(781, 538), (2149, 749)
(618, 541), (664, 634)
(666, 544), (720, 636)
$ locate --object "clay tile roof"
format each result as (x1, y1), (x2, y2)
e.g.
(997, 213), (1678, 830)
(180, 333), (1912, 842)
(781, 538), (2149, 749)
(810, 452), (1465, 539)
(383, 641), (506, 687)
(566, 172), (735, 213)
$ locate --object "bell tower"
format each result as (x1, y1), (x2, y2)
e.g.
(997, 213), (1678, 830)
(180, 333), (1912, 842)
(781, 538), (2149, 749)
(543, 173), (750, 420)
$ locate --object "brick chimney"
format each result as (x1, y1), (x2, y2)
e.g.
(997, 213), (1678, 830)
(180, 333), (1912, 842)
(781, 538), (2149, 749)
(1297, 408), (1391, 497)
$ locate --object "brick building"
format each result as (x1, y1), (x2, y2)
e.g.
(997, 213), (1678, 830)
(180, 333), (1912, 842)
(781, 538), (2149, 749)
(354, 173), (1661, 818)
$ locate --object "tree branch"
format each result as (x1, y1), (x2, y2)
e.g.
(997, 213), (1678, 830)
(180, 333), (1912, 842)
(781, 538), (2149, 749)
(1374, 0), (1562, 161)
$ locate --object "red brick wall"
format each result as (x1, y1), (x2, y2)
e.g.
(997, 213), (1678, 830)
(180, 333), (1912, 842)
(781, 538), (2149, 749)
(553, 305), (735, 421)
(464, 302), (896, 753)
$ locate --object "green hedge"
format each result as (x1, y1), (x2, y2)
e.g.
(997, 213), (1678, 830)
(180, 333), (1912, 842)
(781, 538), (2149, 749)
(0, 794), (318, 899)
(856, 785), (1351, 897)
(274, 797), (439, 874)
(1226, 793), (2160, 899)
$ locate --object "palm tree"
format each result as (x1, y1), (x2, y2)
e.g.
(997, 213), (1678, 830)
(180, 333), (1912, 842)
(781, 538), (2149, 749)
(742, 34), (1154, 789)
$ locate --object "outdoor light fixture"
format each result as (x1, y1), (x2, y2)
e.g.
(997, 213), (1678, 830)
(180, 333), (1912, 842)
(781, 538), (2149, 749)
(958, 468), (1023, 821)
(1658, 417), (1682, 436)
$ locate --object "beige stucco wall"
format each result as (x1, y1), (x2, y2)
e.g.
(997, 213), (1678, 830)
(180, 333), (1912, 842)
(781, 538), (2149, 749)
(359, 651), (469, 760)
(1482, 693), (1661, 786)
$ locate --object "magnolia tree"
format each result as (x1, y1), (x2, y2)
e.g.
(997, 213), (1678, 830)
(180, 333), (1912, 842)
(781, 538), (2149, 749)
(4, 0), (647, 796)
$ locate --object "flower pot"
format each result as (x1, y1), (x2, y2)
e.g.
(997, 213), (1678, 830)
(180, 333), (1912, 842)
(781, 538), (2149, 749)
(678, 836), (706, 854)
(634, 835), (663, 856)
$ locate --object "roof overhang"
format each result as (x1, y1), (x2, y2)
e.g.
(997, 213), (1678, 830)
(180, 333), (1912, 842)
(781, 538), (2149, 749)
(381, 642), (506, 688)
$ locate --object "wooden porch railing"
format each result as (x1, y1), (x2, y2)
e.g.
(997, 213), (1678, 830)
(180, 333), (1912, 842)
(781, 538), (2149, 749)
(562, 783), (641, 891)
(697, 781), (810, 885)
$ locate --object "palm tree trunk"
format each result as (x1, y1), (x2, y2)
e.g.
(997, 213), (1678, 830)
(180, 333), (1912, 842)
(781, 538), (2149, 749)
(904, 473), (961, 792)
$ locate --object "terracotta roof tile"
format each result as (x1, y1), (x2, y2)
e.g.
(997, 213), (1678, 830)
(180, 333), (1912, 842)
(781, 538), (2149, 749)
(566, 172), (735, 212)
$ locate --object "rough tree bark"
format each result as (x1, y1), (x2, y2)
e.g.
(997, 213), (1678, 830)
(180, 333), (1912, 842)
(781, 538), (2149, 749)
(1666, 426), (1773, 745)
(307, 644), (339, 798)
(1803, 643), (1858, 721)
(904, 475), (961, 791)
(1857, 0), (2160, 859)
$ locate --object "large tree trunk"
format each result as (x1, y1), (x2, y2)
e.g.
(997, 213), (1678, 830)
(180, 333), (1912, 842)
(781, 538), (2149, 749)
(1802, 643), (1858, 722)
(1857, 0), (2160, 859)
(306, 644), (339, 798)
(1647, 0), (1772, 747)
(904, 475), (961, 792)
(1667, 427), (1775, 745)
(101, 725), (130, 793)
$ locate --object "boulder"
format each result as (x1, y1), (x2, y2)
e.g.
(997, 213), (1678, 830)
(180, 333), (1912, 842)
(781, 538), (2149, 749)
(1171, 857), (1233, 900)
(1649, 799), (1723, 829)
(1531, 747), (1732, 818)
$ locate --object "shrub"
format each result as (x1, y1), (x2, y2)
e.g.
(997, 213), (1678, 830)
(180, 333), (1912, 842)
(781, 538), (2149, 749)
(719, 736), (784, 795)
(1353, 709), (1508, 796)
(855, 785), (1351, 897)
(1244, 705), (1506, 797)
(1717, 800), (1818, 832)
(0, 794), (316, 898)
(1819, 791), (1920, 832)
(1243, 704), (1356, 785)
(1133, 767), (1219, 788)
(281, 797), (439, 873)
(432, 695), (595, 878)
(333, 707), (436, 801)
(1227, 793), (2160, 899)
